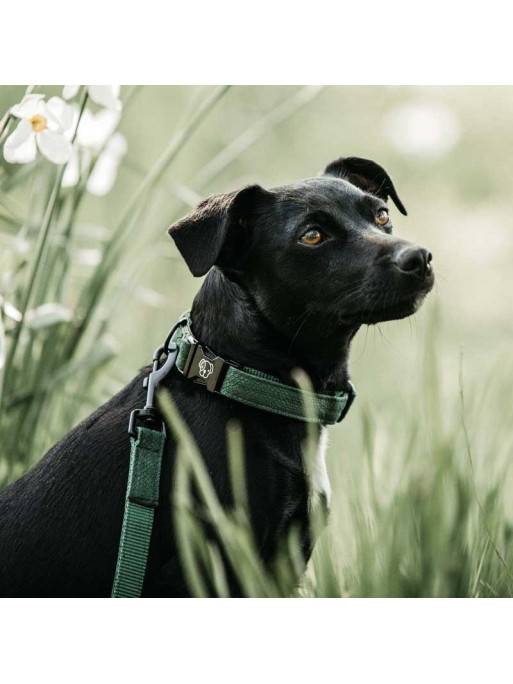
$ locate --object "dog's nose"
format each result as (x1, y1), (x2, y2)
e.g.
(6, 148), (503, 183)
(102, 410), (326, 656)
(394, 247), (432, 278)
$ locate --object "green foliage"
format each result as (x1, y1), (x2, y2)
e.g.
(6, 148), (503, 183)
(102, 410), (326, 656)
(160, 326), (513, 598)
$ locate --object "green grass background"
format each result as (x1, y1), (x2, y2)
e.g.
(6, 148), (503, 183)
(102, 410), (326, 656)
(1, 85), (512, 596)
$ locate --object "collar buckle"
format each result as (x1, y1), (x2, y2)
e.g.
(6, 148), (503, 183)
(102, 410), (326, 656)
(182, 339), (227, 393)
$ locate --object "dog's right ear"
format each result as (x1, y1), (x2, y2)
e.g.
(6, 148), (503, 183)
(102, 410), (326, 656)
(323, 156), (407, 215)
(168, 185), (271, 277)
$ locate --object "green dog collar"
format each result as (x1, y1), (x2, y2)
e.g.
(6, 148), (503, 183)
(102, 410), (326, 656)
(170, 313), (355, 425)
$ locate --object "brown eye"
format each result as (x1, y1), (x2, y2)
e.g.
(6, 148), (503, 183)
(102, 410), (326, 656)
(300, 229), (323, 245)
(375, 209), (389, 226)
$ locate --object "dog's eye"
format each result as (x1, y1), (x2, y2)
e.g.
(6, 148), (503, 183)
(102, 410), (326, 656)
(375, 209), (389, 226)
(300, 229), (324, 246)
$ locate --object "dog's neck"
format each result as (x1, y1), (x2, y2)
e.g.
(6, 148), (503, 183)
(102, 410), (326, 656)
(190, 269), (358, 393)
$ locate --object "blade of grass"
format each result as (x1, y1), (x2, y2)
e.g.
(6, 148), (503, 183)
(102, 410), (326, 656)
(195, 85), (325, 189)
(458, 350), (513, 591)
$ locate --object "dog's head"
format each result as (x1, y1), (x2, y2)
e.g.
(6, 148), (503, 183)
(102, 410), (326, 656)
(168, 157), (434, 331)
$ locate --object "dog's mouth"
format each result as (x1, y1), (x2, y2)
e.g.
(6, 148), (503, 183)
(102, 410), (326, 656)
(340, 282), (433, 325)
(358, 294), (425, 324)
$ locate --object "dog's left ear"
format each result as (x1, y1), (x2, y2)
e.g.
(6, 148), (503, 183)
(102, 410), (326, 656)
(168, 184), (271, 276)
(323, 156), (407, 215)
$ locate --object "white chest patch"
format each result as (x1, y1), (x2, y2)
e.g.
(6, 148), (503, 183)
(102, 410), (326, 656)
(305, 427), (331, 513)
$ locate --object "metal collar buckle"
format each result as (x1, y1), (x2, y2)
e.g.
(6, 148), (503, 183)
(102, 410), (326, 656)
(182, 338), (228, 393)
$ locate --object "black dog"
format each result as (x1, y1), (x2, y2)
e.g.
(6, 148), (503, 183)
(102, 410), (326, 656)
(0, 157), (433, 597)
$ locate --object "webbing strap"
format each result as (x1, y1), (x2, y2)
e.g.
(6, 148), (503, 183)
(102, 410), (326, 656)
(111, 427), (165, 598)
(221, 365), (347, 424)
(172, 315), (354, 425)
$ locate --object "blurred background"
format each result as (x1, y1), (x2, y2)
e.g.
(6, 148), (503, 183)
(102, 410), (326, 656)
(1, 85), (512, 596)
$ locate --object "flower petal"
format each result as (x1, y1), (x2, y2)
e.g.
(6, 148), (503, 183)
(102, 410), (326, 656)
(3, 120), (37, 163)
(77, 107), (120, 149)
(10, 94), (46, 119)
(63, 85), (80, 100)
(5, 134), (37, 164)
(37, 129), (72, 165)
(87, 152), (119, 196)
(106, 131), (127, 158)
(61, 147), (81, 187)
(86, 132), (126, 195)
(4, 118), (31, 148)
(63, 104), (81, 141)
(87, 85), (122, 111)
(46, 97), (74, 131)
(3, 301), (23, 321)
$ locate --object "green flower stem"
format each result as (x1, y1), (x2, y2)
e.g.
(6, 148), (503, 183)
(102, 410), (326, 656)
(0, 113), (13, 145)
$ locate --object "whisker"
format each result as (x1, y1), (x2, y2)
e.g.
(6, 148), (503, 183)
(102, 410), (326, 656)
(287, 310), (311, 355)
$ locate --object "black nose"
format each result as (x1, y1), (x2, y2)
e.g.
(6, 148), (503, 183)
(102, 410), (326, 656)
(395, 247), (432, 278)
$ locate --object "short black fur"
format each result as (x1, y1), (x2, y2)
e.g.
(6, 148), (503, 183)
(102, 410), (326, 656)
(0, 157), (433, 597)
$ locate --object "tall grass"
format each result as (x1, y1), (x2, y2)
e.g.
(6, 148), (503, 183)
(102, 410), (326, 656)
(0, 85), (323, 486)
(160, 314), (513, 598)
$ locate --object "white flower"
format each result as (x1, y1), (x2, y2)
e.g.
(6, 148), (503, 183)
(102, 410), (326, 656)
(3, 94), (73, 165)
(62, 85), (80, 100)
(61, 106), (127, 195)
(86, 132), (127, 196)
(63, 85), (122, 112)
(75, 107), (120, 148)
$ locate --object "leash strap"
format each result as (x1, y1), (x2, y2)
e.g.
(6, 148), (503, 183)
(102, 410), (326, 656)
(111, 427), (165, 598)
(171, 314), (355, 425)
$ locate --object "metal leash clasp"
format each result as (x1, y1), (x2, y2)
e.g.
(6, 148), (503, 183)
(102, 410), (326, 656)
(336, 381), (357, 423)
(128, 341), (178, 437)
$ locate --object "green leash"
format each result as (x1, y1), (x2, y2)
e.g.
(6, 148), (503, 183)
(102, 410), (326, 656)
(111, 427), (165, 598)
(111, 311), (356, 597)
(112, 336), (179, 598)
